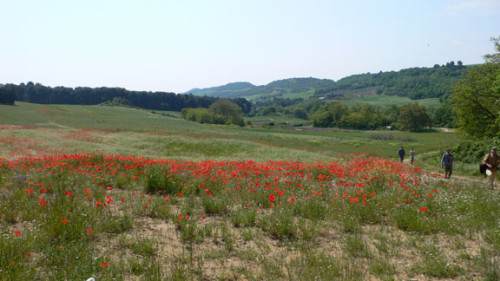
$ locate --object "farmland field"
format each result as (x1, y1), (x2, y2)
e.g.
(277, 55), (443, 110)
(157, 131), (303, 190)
(0, 102), (498, 281)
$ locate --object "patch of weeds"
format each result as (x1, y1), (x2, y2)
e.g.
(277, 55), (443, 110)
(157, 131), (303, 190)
(166, 253), (204, 281)
(146, 165), (180, 194)
(232, 264), (256, 280)
(298, 218), (323, 240)
(478, 248), (499, 281)
(220, 223), (234, 252)
(373, 233), (390, 255)
(344, 234), (371, 258)
(128, 256), (146, 275)
(180, 196), (197, 216)
(485, 229), (500, 251)
(287, 249), (361, 280)
(231, 208), (256, 227)
(259, 255), (286, 281)
(0, 231), (38, 280)
(292, 198), (328, 221)
(236, 249), (259, 261)
(143, 256), (165, 281)
(412, 243), (464, 278)
(391, 206), (451, 234)
(204, 249), (227, 260)
(128, 237), (158, 257)
(369, 258), (396, 277)
(258, 208), (297, 241)
(240, 228), (255, 242)
(199, 222), (216, 238)
(202, 196), (229, 216)
(148, 197), (171, 220)
(341, 215), (362, 234)
(102, 213), (134, 234)
(176, 218), (204, 243)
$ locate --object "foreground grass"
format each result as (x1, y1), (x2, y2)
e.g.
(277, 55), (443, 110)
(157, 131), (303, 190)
(0, 153), (499, 280)
(0, 102), (496, 280)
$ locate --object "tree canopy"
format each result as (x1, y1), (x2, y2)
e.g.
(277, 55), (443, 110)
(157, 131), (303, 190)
(397, 103), (432, 131)
(451, 36), (500, 139)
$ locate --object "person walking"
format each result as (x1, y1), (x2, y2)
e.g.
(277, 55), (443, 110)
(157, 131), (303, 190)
(398, 147), (405, 163)
(441, 149), (454, 179)
(410, 148), (415, 165)
(482, 146), (500, 189)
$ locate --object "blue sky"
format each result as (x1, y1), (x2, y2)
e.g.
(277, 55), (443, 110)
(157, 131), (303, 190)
(1, 0), (499, 93)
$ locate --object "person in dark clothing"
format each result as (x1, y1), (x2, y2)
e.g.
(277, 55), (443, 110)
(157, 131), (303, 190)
(398, 147), (405, 163)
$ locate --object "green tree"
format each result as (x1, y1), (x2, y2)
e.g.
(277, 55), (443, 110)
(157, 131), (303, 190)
(0, 85), (16, 105)
(432, 102), (455, 128)
(397, 102), (432, 131)
(451, 36), (500, 139)
(310, 102), (349, 128)
(293, 108), (308, 120)
(209, 99), (243, 125)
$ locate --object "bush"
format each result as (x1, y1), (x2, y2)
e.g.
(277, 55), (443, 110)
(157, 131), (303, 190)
(453, 139), (499, 163)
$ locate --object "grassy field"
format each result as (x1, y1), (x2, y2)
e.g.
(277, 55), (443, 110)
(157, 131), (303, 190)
(0, 102), (498, 281)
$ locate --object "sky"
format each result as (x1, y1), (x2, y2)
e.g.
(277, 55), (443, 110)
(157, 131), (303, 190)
(1, 0), (499, 93)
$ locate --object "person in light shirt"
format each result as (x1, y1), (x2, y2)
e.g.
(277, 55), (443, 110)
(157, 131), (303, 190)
(482, 146), (499, 189)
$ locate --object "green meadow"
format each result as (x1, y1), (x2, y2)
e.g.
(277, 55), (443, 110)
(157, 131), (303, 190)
(0, 102), (457, 161)
(0, 102), (498, 281)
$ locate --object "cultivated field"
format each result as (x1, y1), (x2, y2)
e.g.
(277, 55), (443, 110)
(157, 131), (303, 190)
(0, 102), (498, 281)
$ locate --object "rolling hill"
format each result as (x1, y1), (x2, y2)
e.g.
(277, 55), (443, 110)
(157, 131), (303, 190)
(185, 62), (470, 102)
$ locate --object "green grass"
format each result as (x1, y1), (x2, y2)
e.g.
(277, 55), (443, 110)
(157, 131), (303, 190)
(0, 102), (461, 163)
(0, 102), (497, 280)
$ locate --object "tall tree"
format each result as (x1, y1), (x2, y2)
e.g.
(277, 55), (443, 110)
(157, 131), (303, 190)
(209, 99), (243, 125)
(451, 36), (500, 139)
(0, 85), (16, 105)
(397, 102), (432, 131)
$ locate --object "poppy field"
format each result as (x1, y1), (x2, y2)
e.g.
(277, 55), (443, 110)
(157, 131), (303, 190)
(0, 104), (498, 281)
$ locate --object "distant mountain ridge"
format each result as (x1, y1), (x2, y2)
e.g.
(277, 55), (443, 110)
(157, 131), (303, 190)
(185, 78), (336, 99)
(185, 62), (470, 101)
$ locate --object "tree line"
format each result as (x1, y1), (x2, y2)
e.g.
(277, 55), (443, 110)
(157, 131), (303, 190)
(314, 62), (468, 100)
(0, 82), (252, 113)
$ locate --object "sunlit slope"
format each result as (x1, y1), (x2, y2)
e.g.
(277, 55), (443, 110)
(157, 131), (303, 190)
(0, 102), (459, 162)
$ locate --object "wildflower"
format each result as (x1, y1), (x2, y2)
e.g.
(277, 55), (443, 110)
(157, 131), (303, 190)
(419, 207), (429, 211)
(269, 194), (276, 202)
(101, 262), (109, 267)
(38, 198), (46, 207)
(61, 219), (68, 223)
(14, 231), (21, 236)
